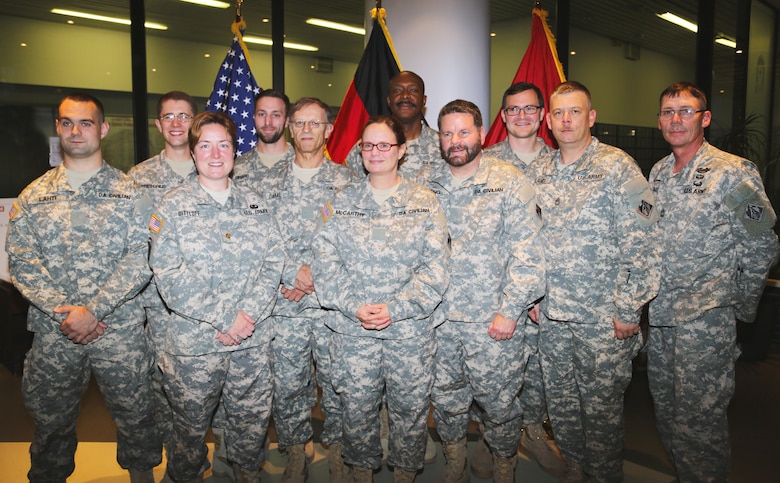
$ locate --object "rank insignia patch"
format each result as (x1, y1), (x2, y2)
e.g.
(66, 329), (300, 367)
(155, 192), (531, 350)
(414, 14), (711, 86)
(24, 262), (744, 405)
(745, 203), (764, 222)
(638, 199), (654, 218)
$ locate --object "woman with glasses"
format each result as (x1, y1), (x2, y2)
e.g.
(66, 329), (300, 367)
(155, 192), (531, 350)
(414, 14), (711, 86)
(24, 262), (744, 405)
(148, 111), (284, 482)
(312, 115), (450, 482)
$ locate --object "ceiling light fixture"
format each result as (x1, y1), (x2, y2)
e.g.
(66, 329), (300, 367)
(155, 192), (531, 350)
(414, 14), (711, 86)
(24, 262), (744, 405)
(243, 35), (319, 52)
(656, 12), (698, 33)
(715, 36), (737, 48)
(179, 0), (230, 8)
(306, 18), (365, 35)
(51, 8), (167, 30)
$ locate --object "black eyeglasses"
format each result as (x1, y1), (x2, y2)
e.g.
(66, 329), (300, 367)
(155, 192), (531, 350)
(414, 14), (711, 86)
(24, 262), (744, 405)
(504, 105), (542, 116)
(360, 142), (399, 152)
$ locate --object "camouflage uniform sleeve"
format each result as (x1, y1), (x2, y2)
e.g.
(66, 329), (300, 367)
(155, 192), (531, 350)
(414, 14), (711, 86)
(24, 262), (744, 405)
(149, 200), (236, 333)
(85, 192), (154, 321)
(238, 218), (285, 323)
(387, 200), (450, 322)
(614, 166), (662, 324)
(725, 165), (779, 322)
(311, 215), (364, 323)
(344, 142), (368, 177)
(6, 198), (70, 321)
(498, 175), (545, 320)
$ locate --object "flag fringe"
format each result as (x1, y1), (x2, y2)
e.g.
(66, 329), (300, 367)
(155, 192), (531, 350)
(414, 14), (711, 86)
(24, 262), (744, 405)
(231, 19), (254, 69)
(533, 8), (565, 82)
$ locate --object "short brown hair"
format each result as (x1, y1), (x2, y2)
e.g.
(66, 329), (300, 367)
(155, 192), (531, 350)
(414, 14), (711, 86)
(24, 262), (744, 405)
(188, 111), (237, 153)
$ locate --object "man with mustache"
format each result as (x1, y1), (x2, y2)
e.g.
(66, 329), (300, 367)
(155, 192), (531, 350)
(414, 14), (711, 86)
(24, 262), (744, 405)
(419, 99), (544, 483)
(233, 89), (294, 186)
(6, 93), (161, 482)
(529, 81), (661, 482)
(345, 71), (442, 177)
(647, 82), (778, 483)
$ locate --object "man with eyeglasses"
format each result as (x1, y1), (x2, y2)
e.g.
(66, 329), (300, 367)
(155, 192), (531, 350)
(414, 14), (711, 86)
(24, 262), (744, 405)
(647, 82), (778, 483)
(257, 97), (356, 482)
(233, 89), (294, 186)
(127, 91), (198, 467)
(344, 71), (442, 178)
(419, 99), (544, 483)
(478, 82), (564, 479)
(130, 91), (198, 203)
(528, 81), (661, 483)
(6, 93), (160, 482)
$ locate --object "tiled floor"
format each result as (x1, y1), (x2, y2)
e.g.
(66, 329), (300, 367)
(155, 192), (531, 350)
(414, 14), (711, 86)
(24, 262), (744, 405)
(1, 351), (778, 482)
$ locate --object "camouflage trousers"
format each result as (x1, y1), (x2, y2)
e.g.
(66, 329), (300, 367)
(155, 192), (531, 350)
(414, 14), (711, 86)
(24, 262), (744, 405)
(145, 304), (174, 453)
(271, 312), (342, 447)
(432, 321), (526, 458)
(647, 308), (737, 483)
(159, 340), (273, 481)
(538, 316), (640, 483)
(520, 320), (547, 425)
(330, 331), (435, 471)
(23, 325), (161, 482)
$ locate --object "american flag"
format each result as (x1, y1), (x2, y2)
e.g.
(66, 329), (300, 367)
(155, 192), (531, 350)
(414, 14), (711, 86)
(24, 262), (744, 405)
(206, 24), (262, 157)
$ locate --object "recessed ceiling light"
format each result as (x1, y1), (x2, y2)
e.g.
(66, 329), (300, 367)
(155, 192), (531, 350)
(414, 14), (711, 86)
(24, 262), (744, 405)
(179, 0), (230, 8)
(243, 35), (319, 52)
(656, 12), (697, 33)
(51, 8), (167, 30)
(715, 37), (737, 48)
(306, 18), (365, 35)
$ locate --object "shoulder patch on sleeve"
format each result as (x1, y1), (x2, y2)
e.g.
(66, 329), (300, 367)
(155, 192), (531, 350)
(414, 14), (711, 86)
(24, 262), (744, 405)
(135, 193), (154, 217)
(515, 181), (536, 205)
(725, 181), (776, 236)
(8, 201), (19, 220)
(149, 213), (164, 234)
(321, 201), (333, 222)
(622, 175), (660, 227)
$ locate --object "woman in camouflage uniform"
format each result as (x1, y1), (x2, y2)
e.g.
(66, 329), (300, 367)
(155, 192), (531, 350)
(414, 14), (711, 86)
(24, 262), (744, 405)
(313, 115), (450, 482)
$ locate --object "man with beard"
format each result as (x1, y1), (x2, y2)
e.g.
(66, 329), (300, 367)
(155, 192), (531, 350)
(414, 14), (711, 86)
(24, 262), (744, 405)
(258, 97), (356, 482)
(6, 93), (161, 482)
(345, 71), (442, 177)
(233, 89), (293, 186)
(529, 81), (661, 482)
(418, 99), (544, 483)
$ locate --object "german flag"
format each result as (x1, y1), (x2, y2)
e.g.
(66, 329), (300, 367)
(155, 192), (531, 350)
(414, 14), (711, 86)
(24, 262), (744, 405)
(327, 8), (401, 164)
(483, 7), (566, 149)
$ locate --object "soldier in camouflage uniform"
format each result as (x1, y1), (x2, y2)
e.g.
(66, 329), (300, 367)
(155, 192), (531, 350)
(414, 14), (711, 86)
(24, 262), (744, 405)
(128, 90), (198, 455)
(344, 71), (443, 178)
(529, 81), (661, 483)
(648, 82), (779, 483)
(257, 97), (356, 482)
(345, 71), (444, 467)
(418, 100), (544, 483)
(149, 111), (284, 482)
(5, 93), (161, 483)
(481, 82), (564, 478)
(312, 115), (449, 483)
(233, 89), (295, 186)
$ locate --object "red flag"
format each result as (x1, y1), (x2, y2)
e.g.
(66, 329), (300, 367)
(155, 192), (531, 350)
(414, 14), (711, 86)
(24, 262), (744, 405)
(326, 8), (401, 163)
(484, 7), (566, 148)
